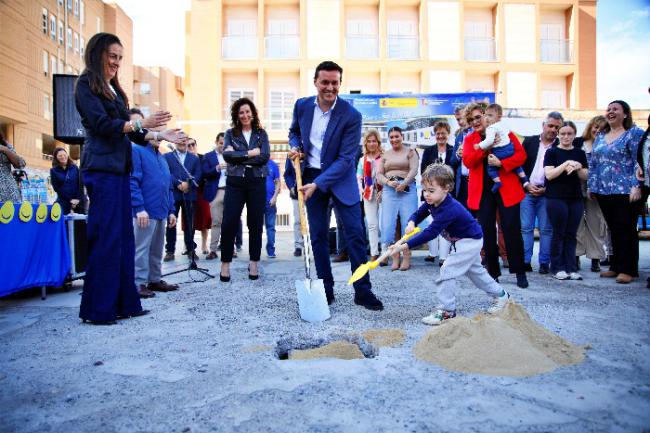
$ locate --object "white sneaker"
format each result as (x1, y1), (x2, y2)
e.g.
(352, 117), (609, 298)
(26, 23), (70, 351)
(554, 271), (569, 280)
(487, 290), (510, 314)
(569, 272), (583, 280)
(422, 309), (456, 326)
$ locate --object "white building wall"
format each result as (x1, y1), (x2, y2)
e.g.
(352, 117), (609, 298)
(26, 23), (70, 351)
(307, 0), (341, 59)
(428, 70), (462, 93)
(506, 71), (537, 108)
(504, 4), (536, 63)
(428, 1), (460, 61)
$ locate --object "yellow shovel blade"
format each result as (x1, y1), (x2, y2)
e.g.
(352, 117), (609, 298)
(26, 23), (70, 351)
(347, 262), (371, 285)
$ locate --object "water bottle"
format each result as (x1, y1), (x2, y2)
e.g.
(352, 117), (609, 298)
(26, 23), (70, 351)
(38, 179), (48, 204)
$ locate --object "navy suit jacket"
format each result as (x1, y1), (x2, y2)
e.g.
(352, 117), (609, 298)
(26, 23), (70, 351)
(201, 150), (222, 202)
(288, 96), (362, 206)
(164, 151), (201, 202)
(74, 74), (148, 174)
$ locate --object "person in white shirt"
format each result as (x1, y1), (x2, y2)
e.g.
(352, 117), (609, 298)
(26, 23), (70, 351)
(474, 104), (529, 192)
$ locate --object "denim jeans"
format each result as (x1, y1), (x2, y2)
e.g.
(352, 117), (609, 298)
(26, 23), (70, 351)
(381, 185), (418, 244)
(264, 204), (277, 255)
(546, 198), (583, 274)
(520, 194), (552, 265)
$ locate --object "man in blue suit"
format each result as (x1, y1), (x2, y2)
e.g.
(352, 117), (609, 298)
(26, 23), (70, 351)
(288, 61), (383, 311)
(164, 137), (201, 261)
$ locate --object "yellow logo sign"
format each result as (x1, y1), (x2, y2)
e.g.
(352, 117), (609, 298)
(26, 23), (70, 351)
(0, 202), (14, 224)
(35, 203), (48, 223)
(379, 98), (418, 108)
(51, 203), (62, 222)
(19, 201), (33, 222)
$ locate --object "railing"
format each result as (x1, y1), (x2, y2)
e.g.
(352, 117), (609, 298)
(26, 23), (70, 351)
(265, 35), (300, 59)
(387, 35), (419, 60)
(345, 35), (379, 59)
(222, 36), (258, 59)
(540, 39), (573, 63)
(464, 37), (497, 61)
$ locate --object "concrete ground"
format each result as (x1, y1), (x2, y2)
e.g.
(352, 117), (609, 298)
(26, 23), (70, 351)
(1, 232), (649, 433)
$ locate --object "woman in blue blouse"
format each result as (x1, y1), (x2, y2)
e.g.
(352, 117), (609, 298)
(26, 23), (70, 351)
(50, 148), (84, 215)
(75, 33), (186, 324)
(588, 100), (644, 284)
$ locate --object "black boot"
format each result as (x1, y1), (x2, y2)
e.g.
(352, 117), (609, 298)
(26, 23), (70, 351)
(590, 259), (601, 272)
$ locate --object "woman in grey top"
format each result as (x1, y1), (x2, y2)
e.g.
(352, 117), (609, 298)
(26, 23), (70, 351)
(0, 132), (26, 202)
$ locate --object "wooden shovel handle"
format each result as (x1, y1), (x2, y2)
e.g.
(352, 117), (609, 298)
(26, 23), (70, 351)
(293, 157), (308, 236)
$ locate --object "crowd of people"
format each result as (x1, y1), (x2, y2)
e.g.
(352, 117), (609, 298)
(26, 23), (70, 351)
(2, 32), (649, 326)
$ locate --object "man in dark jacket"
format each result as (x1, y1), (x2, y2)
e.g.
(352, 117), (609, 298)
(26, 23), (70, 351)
(164, 137), (201, 261)
(201, 132), (224, 260)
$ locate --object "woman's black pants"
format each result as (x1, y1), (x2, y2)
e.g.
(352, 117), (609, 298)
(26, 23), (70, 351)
(595, 194), (639, 276)
(220, 171), (265, 263)
(476, 191), (525, 278)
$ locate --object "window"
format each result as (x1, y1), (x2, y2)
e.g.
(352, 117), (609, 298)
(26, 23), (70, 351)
(58, 0), (64, 6)
(228, 89), (255, 105)
(43, 51), (49, 76)
(67, 0), (72, 11)
(58, 20), (64, 45)
(58, 59), (64, 74)
(80, 1), (85, 24)
(74, 32), (79, 53)
(268, 90), (295, 130)
(50, 15), (56, 40)
(42, 8), (48, 34)
(96, 17), (101, 33)
(44, 94), (51, 119)
(74, 0), (79, 16)
(140, 83), (151, 95)
(51, 55), (57, 75)
(67, 27), (72, 48)
(80, 37), (85, 55)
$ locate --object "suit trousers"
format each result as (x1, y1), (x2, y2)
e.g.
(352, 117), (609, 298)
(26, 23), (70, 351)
(209, 188), (225, 252)
(80, 171), (142, 322)
(220, 172), (265, 262)
(303, 168), (371, 296)
(292, 198), (304, 249)
(595, 194), (639, 276)
(134, 218), (166, 286)
(477, 190), (525, 278)
(165, 198), (196, 253)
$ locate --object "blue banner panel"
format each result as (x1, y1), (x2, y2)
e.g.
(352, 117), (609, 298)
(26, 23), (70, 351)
(0, 203), (71, 296)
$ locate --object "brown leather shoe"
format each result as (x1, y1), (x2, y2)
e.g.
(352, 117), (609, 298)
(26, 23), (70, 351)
(206, 251), (218, 260)
(137, 284), (156, 298)
(370, 255), (380, 262)
(163, 252), (174, 262)
(600, 270), (618, 278)
(615, 273), (633, 284)
(148, 280), (179, 292)
(333, 252), (349, 263)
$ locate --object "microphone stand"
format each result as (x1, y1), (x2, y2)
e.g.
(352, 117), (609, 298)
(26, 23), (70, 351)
(163, 146), (214, 281)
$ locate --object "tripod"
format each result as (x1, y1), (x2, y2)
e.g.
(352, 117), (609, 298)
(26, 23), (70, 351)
(163, 148), (214, 282)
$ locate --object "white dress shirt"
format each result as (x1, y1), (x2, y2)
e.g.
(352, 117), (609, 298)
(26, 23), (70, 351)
(308, 98), (337, 169)
(217, 152), (227, 188)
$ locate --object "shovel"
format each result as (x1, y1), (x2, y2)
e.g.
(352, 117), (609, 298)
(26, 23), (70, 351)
(348, 227), (422, 285)
(293, 158), (331, 322)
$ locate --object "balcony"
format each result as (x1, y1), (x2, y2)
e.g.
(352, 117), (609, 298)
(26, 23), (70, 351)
(345, 35), (379, 59)
(265, 35), (300, 59)
(222, 36), (258, 60)
(387, 35), (419, 60)
(464, 37), (497, 62)
(540, 39), (573, 64)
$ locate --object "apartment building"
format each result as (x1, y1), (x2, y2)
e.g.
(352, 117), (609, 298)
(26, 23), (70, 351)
(183, 0), (597, 153)
(133, 66), (185, 124)
(0, 0), (133, 171)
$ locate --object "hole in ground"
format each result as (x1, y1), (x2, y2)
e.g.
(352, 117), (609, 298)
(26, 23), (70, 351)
(275, 334), (378, 360)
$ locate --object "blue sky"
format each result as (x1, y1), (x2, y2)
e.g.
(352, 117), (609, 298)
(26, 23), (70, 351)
(596, 0), (649, 108)
(113, 0), (649, 110)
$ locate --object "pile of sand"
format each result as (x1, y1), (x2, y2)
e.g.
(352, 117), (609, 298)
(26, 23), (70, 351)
(288, 341), (365, 360)
(362, 329), (406, 347)
(413, 303), (585, 377)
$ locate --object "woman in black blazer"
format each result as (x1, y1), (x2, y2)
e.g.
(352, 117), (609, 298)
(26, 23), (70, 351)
(74, 33), (185, 325)
(219, 98), (270, 282)
(420, 120), (454, 264)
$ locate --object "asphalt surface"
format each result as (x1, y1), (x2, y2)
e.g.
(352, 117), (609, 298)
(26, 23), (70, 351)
(1, 232), (649, 433)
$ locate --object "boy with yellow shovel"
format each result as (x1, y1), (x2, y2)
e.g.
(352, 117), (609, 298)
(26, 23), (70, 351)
(353, 164), (511, 325)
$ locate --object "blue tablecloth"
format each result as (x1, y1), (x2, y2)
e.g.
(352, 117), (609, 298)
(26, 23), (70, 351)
(0, 202), (71, 296)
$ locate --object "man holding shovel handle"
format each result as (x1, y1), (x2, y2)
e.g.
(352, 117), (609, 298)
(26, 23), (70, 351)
(287, 61), (384, 311)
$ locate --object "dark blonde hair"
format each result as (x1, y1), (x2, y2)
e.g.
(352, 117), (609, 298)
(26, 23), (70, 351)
(433, 120), (450, 134)
(560, 121), (577, 135)
(422, 163), (455, 191)
(487, 103), (503, 116)
(362, 130), (383, 155)
(464, 101), (488, 123)
(582, 115), (606, 141)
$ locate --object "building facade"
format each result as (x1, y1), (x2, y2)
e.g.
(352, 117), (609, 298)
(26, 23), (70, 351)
(183, 0), (598, 153)
(0, 0), (133, 171)
(133, 65), (185, 124)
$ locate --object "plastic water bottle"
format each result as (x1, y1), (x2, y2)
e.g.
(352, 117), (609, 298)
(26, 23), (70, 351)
(38, 179), (48, 204)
